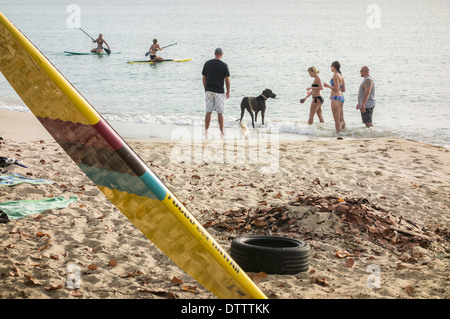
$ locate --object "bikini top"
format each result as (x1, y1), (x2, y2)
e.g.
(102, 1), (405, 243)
(311, 84), (319, 88)
(330, 78), (343, 88)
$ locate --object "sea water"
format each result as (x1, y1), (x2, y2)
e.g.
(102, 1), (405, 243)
(1, 0), (449, 148)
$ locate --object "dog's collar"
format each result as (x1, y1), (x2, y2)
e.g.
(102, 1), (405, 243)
(260, 94), (269, 100)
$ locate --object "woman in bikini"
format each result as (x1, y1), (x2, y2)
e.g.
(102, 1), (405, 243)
(299, 67), (324, 125)
(323, 61), (346, 136)
(149, 39), (164, 62)
(90, 34), (110, 53)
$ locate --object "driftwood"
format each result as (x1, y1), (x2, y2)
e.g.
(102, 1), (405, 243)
(390, 226), (430, 241)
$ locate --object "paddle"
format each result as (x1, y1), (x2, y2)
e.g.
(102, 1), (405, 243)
(79, 28), (111, 54)
(145, 42), (177, 56)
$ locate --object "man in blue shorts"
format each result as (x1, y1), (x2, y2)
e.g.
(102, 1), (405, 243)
(202, 48), (230, 138)
(357, 66), (376, 128)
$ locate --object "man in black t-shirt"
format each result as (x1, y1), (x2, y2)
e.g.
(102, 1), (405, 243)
(202, 48), (230, 138)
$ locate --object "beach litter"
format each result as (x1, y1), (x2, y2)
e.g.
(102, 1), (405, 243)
(0, 172), (53, 187)
(0, 195), (78, 220)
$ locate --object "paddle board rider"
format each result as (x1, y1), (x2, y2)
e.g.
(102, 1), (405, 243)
(90, 34), (110, 53)
(149, 39), (164, 62)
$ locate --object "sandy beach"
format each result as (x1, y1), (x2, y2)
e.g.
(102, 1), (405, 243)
(0, 109), (449, 300)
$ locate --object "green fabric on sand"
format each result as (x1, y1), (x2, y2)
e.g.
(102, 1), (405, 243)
(0, 196), (78, 220)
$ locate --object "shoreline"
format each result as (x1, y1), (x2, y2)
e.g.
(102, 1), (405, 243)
(2, 108), (449, 150)
(0, 108), (320, 143)
(0, 108), (305, 143)
(1, 108), (449, 299)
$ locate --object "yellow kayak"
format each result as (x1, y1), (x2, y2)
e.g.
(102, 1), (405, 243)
(127, 58), (192, 64)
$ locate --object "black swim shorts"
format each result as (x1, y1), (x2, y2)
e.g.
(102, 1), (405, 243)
(361, 106), (375, 123)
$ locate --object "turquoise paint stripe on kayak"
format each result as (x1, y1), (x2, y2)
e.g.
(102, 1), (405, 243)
(78, 164), (157, 199)
(140, 170), (167, 201)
